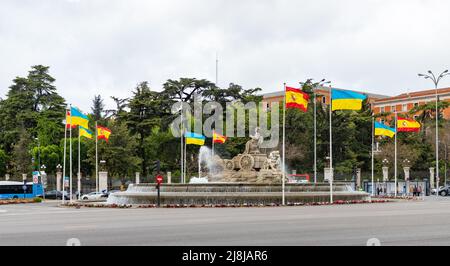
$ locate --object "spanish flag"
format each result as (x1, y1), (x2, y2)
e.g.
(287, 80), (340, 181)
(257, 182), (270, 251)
(70, 107), (89, 129)
(65, 110), (76, 129)
(79, 126), (93, 139)
(185, 132), (206, 146)
(332, 89), (367, 111)
(397, 118), (421, 133)
(213, 131), (227, 144)
(375, 122), (396, 138)
(285, 86), (309, 112)
(97, 126), (112, 142)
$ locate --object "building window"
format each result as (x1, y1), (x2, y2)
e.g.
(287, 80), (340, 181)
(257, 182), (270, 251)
(402, 104), (407, 112)
(380, 107), (385, 113)
(391, 106), (396, 112)
(322, 96), (326, 104)
(414, 103), (419, 107)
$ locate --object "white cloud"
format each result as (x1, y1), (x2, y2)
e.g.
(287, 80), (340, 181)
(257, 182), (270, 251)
(1, 0), (450, 111)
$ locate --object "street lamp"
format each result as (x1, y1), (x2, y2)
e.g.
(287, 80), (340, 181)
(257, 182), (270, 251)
(418, 70), (450, 198)
(308, 79), (331, 184)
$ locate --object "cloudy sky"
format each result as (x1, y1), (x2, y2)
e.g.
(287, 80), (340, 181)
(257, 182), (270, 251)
(1, 0), (450, 111)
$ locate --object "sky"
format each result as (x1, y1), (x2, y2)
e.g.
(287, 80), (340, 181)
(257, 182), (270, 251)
(1, 0), (450, 111)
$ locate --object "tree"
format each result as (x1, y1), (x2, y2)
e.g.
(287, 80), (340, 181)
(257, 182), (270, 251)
(12, 129), (32, 176)
(125, 82), (167, 177)
(91, 94), (105, 122)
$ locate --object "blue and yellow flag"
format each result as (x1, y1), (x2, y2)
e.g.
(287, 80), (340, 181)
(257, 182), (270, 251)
(331, 90), (367, 111)
(70, 107), (89, 128)
(375, 122), (395, 138)
(185, 132), (206, 146)
(79, 126), (93, 139)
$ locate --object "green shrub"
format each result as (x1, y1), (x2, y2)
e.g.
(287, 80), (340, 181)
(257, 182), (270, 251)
(33, 197), (43, 203)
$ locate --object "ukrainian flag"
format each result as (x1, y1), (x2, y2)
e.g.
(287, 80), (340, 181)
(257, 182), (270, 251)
(375, 122), (396, 138)
(70, 107), (89, 128)
(185, 132), (206, 146)
(331, 90), (367, 111)
(79, 126), (93, 139)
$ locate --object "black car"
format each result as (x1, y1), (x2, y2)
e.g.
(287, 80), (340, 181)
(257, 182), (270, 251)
(45, 190), (69, 200)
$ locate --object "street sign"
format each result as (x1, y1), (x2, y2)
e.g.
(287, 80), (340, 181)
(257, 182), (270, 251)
(156, 175), (163, 185)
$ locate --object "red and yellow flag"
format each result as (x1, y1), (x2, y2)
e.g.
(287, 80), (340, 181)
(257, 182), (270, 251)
(97, 126), (112, 142)
(397, 118), (421, 133)
(285, 86), (309, 112)
(213, 131), (227, 144)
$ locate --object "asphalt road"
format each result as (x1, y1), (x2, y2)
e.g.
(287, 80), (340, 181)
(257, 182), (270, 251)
(2, 198), (450, 246)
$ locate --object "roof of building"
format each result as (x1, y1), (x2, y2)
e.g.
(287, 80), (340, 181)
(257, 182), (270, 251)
(262, 87), (389, 99)
(374, 87), (450, 103)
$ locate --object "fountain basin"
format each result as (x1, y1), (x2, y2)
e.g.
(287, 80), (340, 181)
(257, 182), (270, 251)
(107, 183), (370, 206)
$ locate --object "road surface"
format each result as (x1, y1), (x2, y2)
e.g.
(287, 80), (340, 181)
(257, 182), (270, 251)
(1, 198), (450, 246)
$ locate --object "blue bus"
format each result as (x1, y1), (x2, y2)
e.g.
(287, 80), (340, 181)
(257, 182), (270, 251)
(0, 181), (44, 199)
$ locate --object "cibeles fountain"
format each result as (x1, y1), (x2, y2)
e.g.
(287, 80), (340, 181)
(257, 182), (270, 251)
(108, 128), (369, 206)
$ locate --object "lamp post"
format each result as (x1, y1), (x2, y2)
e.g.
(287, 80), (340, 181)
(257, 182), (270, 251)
(418, 70), (449, 198)
(40, 164), (47, 200)
(309, 79), (331, 184)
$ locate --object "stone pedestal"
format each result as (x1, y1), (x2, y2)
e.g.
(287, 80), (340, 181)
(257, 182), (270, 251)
(56, 171), (62, 191)
(404, 167), (410, 194)
(430, 167), (435, 189)
(5, 174), (9, 181)
(356, 168), (361, 189)
(167, 172), (172, 184)
(99, 172), (108, 192)
(382, 167), (389, 182)
(135, 172), (140, 185)
(324, 168), (333, 182)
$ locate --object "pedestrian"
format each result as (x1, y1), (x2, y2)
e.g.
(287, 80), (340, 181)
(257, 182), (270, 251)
(418, 186), (423, 197)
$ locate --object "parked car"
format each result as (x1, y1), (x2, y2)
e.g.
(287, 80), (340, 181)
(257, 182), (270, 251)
(81, 192), (106, 200)
(45, 190), (69, 200)
(105, 190), (121, 197)
(431, 186), (450, 196)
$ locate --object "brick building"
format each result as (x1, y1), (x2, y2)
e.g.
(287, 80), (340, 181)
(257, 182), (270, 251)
(262, 87), (388, 110)
(262, 87), (450, 121)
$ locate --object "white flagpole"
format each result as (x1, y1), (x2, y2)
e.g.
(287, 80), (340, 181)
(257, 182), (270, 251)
(282, 83), (286, 206)
(372, 116), (375, 197)
(69, 105), (73, 203)
(78, 126), (81, 200)
(62, 108), (68, 205)
(184, 134), (187, 183)
(314, 84), (317, 184)
(329, 85), (333, 204)
(181, 110), (184, 184)
(395, 112), (398, 197)
(212, 129), (215, 160)
(95, 121), (98, 193)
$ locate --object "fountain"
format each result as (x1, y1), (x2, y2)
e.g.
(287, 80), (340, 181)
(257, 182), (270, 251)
(108, 128), (369, 206)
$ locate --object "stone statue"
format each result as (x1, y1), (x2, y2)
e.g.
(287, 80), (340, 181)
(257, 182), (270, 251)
(245, 127), (263, 154)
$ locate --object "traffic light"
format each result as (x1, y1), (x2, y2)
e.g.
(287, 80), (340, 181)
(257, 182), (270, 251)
(153, 160), (161, 173)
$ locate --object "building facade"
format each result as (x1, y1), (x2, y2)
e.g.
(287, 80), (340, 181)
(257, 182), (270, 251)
(262, 87), (450, 121)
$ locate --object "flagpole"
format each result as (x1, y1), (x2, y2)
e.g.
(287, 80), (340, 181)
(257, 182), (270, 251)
(212, 129), (215, 160)
(180, 109), (184, 184)
(314, 84), (317, 184)
(282, 83), (286, 206)
(69, 105), (73, 203)
(95, 121), (98, 193)
(184, 134), (187, 183)
(372, 115), (375, 197)
(78, 126), (81, 200)
(62, 108), (68, 205)
(329, 85), (333, 204)
(395, 112), (398, 197)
